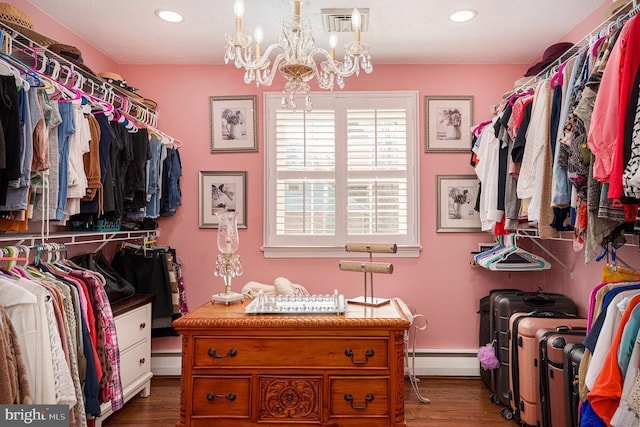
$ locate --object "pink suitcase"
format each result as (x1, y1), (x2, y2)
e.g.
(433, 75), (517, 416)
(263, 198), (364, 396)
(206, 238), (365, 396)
(537, 325), (587, 427)
(508, 312), (586, 427)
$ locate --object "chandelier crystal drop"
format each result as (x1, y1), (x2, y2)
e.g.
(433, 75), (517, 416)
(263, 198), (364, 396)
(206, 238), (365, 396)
(224, 0), (373, 111)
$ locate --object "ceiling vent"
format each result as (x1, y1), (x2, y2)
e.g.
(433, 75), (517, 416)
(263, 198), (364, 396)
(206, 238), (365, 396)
(321, 8), (369, 33)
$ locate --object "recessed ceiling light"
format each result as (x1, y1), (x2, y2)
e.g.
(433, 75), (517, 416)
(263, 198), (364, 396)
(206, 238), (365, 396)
(449, 9), (477, 23)
(155, 9), (184, 23)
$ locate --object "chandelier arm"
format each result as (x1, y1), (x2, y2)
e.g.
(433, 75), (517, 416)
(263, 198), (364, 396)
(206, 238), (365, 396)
(234, 42), (283, 71)
(310, 47), (361, 78)
(255, 52), (287, 87)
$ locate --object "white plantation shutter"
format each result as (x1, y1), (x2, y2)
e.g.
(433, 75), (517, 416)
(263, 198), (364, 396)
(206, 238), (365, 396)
(347, 108), (408, 236)
(275, 109), (336, 236)
(264, 92), (419, 257)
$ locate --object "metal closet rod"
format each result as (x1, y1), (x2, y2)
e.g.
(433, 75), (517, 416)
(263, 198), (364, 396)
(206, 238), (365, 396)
(0, 22), (171, 135)
(505, 0), (640, 98)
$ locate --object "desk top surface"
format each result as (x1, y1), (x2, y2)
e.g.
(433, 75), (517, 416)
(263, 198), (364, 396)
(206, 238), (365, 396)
(173, 298), (411, 331)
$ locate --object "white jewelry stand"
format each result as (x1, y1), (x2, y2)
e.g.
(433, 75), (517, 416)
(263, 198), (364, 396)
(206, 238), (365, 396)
(339, 242), (396, 306)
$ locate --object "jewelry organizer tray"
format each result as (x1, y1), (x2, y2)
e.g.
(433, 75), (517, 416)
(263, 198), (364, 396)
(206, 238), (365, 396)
(245, 290), (346, 314)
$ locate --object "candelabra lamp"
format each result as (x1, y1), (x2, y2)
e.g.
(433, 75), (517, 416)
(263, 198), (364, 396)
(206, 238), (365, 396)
(212, 211), (245, 305)
(339, 242), (396, 306)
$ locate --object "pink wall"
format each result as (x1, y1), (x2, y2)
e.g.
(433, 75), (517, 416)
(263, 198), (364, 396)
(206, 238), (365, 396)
(18, 0), (620, 353)
(121, 62), (537, 353)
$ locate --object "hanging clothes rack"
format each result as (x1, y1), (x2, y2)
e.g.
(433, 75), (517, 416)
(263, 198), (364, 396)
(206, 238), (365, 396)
(504, 0), (640, 99)
(0, 23), (174, 249)
(0, 21), (172, 134)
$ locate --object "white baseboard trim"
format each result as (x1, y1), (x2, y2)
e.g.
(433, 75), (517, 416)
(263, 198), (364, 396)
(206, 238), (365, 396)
(151, 349), (480, 377)
(405, 349), (480, 377)
(151, 351), (182, 376)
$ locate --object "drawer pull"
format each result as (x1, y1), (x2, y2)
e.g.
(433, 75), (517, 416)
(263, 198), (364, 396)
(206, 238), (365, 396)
(344, 348), (374, 364)
(344, 393), (374, 410)
(207, 347), (238, 359)
(206, 392), (236, 402)
(139, 357), (146, 365)
(140, 322), (146, 329)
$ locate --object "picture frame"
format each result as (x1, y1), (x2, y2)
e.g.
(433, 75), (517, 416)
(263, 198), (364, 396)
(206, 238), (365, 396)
(199, 171), (247, 228)
(425, 95), (474, 152)
(209, 95), (258, 153)
(436, 174), (482, 232)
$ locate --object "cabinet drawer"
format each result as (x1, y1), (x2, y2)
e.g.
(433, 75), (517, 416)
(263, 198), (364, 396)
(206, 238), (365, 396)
(115, 304), (150, 350)
(119, 340), (150, 388)
(192, 376), (250, 417)
(329, 377), (388, 416)
(194, 337), (388, 368)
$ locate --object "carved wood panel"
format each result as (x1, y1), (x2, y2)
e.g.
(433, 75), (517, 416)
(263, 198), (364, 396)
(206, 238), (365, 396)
(258, 377), (322, 422)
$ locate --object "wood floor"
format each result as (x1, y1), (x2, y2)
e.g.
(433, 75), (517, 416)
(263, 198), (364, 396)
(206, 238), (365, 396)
(102, 376), (516, 426)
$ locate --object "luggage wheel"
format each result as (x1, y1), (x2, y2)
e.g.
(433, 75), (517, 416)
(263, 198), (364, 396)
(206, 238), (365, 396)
(500, 407), (514, 420)
(489, 393), (499, 404)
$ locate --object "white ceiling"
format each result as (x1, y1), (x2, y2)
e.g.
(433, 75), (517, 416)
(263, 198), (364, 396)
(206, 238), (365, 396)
(29, 0), (604, 66)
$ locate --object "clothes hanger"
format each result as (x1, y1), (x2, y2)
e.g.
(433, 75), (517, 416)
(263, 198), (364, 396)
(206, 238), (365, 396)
(474, 234), (551, 271)
(473, 235), (513, 267)
(550, 61), (568, 89)
(508, 90), (534, 106)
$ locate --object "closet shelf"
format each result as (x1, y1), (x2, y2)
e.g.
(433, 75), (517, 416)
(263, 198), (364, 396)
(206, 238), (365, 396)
(0, 229), (159, 249)
(505, 0), (640, 98)
(0, 22), (171, 136)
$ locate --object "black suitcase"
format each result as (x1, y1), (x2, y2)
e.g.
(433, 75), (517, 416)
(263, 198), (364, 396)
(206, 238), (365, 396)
(563, 342), (585, 427)
(478, 288), (521, 391)
(538, 326), (587, 427)
(492, 289), (577, 420)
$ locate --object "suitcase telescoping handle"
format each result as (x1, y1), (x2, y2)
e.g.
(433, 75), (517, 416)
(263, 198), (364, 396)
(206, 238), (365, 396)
(523, 293), (555, 306)
(555, 325), (587, 333)
(522, 287), (567, 306)
(526, 310), (577, 317)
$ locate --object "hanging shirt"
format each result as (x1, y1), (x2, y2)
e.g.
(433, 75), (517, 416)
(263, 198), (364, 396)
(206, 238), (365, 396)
(517, 79), (551, 222)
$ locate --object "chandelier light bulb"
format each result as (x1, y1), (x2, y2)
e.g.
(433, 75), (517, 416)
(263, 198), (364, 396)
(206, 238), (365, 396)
(254, 26), (264, 44)
(329, 34), (337, 60)
(352, 8), (361, 43)
(234, 0), (245, 18)
(254, 26), (264, 59)
(351, 8), (362, 30)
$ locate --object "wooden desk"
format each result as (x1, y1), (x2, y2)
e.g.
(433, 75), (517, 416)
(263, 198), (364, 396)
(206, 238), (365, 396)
(173, 299), (411, 427)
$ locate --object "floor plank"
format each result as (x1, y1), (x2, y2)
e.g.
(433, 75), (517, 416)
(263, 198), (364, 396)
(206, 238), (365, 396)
(102, 376), (516, 426)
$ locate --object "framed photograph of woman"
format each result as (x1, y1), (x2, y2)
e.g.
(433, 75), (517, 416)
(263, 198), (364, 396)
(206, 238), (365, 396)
(436, 174), (481, 232)
(209, 95), (258, 153)
(199, 171), (247, 228)
(425, 96), (474, 152)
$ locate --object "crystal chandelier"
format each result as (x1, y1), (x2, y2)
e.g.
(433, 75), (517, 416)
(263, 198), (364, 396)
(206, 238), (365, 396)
(224, 0), (373, 111)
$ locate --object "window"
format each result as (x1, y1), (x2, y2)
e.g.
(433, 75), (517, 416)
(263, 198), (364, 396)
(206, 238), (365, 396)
(264, 91), (420, 257)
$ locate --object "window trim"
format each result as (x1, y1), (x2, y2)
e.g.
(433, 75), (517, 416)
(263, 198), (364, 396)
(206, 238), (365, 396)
(262, 91), (421, 258)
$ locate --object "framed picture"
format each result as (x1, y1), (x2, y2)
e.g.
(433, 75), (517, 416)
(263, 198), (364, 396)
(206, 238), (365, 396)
(436, 174), (482, 232)
(425, 96), (474, 152)
(209, 95), (258, 153)
(199, 171), (247, 228)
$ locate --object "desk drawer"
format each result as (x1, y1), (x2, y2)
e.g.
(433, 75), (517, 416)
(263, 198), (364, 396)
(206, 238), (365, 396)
(329, 376), (389, 416)
(193, 337), (388, 368)
(192, 376), (251, 417)
(115, 304), (150, 350)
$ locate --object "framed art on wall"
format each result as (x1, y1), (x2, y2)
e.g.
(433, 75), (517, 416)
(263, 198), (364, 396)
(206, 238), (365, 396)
(425, 95), (474, 152)
(209, 95), (258, 153)
(436, 174), (481, 232)
(199, 171), (247, 228)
